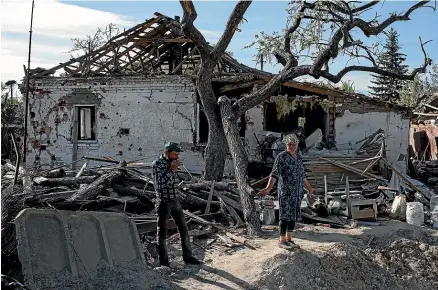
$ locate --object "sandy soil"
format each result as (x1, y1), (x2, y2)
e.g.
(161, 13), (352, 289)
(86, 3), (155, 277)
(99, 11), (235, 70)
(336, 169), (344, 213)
(151, 220), (438, 290)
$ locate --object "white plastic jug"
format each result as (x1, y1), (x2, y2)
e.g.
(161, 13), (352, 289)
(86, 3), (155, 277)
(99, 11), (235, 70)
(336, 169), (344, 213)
(406, 202), (424, 226)
(391, 195), (407, 220)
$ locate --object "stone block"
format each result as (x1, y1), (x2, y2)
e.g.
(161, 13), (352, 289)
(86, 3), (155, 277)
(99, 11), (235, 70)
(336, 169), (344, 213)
(15, 209), (146, 289)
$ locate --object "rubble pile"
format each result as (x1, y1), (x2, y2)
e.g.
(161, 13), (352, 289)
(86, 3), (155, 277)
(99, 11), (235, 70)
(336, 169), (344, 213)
(1, 158), (246, 277)
(255, 230), (438, 290)
(412, 159), (438, 192)
(366, 238), (438, 283)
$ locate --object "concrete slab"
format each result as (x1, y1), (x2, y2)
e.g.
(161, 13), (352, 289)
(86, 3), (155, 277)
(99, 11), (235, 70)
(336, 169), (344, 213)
(15, 209), (146, 289)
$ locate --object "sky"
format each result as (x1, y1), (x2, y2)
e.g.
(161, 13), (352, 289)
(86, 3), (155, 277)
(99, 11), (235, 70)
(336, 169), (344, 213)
(1, 0), (437, 94)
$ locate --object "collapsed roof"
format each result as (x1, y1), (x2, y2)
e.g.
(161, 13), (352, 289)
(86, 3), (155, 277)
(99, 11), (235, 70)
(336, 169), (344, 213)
(32, 12), (266, 78)
(30, 12), (409, 112)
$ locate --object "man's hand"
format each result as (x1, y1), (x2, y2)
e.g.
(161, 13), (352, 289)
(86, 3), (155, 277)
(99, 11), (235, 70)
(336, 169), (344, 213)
(170, 159), (180, 172)
(258, 188), (270, 196)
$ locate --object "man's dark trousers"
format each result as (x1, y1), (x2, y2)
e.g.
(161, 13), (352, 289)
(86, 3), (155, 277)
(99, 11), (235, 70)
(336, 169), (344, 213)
(156, 198), (193, 266)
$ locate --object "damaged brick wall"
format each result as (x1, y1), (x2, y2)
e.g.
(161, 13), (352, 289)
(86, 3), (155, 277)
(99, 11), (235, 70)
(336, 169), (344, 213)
(410, 120), (438, 161)
(26, 75), (212, 173)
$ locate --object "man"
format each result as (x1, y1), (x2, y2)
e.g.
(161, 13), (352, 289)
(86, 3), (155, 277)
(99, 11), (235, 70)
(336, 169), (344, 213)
(152, 142), (201, 266)
(259, 134), (315, 249)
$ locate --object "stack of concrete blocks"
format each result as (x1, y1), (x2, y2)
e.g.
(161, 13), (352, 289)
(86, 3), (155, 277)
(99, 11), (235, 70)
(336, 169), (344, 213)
(15, 209), (146, 289)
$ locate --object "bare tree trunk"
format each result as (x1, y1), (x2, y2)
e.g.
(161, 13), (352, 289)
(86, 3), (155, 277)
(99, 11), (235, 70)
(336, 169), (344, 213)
(197, 60), (228, 181)
(218, 96), (261, 236)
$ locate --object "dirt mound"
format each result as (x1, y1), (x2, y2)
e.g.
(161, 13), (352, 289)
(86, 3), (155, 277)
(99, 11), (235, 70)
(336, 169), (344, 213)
(366, 238), (438, 285)
(255, 238), (438, 290)
(34, 261), (180, 290)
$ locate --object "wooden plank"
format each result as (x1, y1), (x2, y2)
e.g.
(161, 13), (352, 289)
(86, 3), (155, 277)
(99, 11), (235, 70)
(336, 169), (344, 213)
(346, 176), (351, 218)
(251, 176), (269, 187)
(205, 181), (215, 214)
(214, 191), (242, 211)
(135, 212), (222, 234)
(381, 158), (426, 197)
(32, 17), (163, 77)
(220, 197), (243, 225)
(71, 107), (78, 170)
(75, 162), (88, 178)
(219, 80), (265, 93)
(132, 38), (192, 43)
(183, 210), (225, 230)
(320, 158), (386, 181)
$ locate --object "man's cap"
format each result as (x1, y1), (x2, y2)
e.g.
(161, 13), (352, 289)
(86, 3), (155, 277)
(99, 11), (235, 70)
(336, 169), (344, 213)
(165, 142), (183, 152)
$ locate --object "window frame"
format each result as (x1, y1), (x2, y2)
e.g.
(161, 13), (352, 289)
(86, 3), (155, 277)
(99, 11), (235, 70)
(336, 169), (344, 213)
(75, 105), (97, 142)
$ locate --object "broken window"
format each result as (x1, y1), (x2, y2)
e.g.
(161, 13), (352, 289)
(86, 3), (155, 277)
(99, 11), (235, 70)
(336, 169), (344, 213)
(198, 105), (209, 144)
(77, 106), (96, 141)
(264, 102), (327, 137)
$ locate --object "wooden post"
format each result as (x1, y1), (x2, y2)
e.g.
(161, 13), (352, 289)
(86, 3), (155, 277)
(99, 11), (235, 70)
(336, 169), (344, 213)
(22, 0), (35, 164)
(324, 175), (328, 205)
(72, 106), (79, 170)
(205, 181), (215, 214)
(11, 133), (20, 185)
(346, 176), (351, 218)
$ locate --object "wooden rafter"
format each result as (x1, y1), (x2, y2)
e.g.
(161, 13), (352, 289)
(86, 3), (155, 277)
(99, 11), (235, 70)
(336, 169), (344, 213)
(33, 12), (263, 78)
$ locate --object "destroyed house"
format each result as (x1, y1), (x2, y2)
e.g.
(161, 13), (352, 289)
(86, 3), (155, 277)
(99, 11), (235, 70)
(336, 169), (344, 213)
(26, 13), (411, 190)
(410, 93), (438, 161)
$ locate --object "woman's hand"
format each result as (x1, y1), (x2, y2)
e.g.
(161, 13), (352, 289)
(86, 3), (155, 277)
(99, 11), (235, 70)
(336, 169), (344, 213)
(258, 188), (270, 196)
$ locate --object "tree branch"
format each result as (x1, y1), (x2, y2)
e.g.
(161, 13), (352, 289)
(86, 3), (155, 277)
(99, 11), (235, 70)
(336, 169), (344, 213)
(211, 1), (252, 61)
(179, 0), (210, 58)
(284, 1), (316, 53)
(354, 1), (431, 37)
(320, 35), (431, 83)
(311, 0), (430, 76)
(325, 0), (380, 15)
(233, 64), (311, 115)
(351, 1), (380, 14)
(319, 65), (424, 84)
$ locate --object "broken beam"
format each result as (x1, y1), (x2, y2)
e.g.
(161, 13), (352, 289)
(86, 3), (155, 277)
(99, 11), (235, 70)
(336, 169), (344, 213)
(219, 80), (265, 93)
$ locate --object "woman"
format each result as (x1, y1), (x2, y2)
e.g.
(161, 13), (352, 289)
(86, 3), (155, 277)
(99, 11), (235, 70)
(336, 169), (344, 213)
(259, 134), (315, 249)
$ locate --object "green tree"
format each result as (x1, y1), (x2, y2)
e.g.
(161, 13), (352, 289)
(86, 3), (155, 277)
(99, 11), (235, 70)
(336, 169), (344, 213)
(369, 28), (409, 102)
(399, 74), (423, 107)
(423, 63), (438, 95)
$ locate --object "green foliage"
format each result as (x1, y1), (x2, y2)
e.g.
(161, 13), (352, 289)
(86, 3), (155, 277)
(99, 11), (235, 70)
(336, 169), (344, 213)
(271, 95), (335, 120)
(271, 96), (299, 120)
(244, 1), (336, 66)
(423, 64), (438, 95)
(315, 80), (356, 94)
(398, 74), (423, 107)
(369, 28), (409, 102)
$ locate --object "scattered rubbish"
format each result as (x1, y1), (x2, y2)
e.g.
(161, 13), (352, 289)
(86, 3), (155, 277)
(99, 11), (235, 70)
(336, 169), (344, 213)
(350, 199), (377, 221)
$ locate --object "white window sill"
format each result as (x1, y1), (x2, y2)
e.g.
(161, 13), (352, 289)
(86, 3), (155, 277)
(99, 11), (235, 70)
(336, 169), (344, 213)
(67, 142), (100, 149)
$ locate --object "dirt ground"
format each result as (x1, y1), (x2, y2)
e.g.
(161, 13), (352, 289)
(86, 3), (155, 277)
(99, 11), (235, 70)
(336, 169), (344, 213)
(149, 220), (438, 290)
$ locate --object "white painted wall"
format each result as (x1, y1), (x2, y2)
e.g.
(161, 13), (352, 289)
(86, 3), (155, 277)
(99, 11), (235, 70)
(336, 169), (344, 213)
(26, 75), (218, 174)
(27, 76), (409, 175)
(335, 110), (410, 172)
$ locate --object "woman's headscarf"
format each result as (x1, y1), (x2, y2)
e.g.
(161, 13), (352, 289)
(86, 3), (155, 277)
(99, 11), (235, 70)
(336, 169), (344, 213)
(283, 134), (299, 144)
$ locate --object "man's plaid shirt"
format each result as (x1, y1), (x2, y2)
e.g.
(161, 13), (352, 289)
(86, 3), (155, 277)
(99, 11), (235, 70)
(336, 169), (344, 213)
(152, 155), (177, 199)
